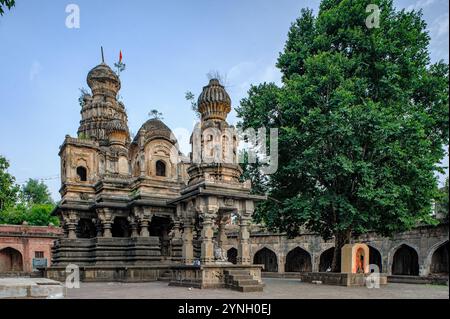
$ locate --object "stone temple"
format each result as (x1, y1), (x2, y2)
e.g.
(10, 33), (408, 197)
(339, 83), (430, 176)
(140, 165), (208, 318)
(45, 61), (448, 288)
(46, 61), (265, 291)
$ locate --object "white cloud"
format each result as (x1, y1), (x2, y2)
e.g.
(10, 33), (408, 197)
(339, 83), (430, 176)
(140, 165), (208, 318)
(226, 59), (282, 103)
(435, 13), (449, 37)
(406, 0), (436, 11)
(29, 61), (42, 81)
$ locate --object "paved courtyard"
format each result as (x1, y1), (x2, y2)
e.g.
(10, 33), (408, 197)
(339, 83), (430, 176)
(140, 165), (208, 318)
(65, 278), (449, 299)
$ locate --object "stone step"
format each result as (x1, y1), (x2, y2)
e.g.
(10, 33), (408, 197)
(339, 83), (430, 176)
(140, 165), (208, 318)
(233, 284), (264, 293)
(223, 270), (251, 276)
(157, 271), (172, 282)
(231, 279), (260, 286)
(227, 274), (254, 280)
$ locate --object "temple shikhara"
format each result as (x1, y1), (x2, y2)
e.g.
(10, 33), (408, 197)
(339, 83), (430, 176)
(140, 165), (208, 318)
(47, 60), (265, 291)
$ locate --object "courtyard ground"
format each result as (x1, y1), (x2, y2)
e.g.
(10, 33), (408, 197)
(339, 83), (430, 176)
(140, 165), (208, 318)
(65, 278), (449, 299)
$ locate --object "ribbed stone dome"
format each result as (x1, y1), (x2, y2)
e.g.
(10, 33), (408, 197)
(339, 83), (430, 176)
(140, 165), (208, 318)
(133, 118), (176, 143)
(197, 79), (231, 121)
(86, 63), (120, 97)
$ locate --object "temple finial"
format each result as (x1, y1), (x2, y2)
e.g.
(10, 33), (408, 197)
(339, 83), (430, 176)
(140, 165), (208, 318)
(101, 46), (105, 63)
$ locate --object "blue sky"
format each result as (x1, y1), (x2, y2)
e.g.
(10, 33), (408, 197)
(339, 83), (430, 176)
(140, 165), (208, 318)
(0, 0), (448, 200)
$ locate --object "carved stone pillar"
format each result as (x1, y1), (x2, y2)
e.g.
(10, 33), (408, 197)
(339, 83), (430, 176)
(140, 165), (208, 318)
(171, 218), (182, 240)
(237, 210), (252, 265)
(98, 208), (113, 238)
(217, 214), (229, 248)
(93, 218), (102, 237)
(128, 215), (139, 238)
(63, 211), (79, 239)
(139, 219), (150, 237)
(182, 220), (194, 264)
(200, 207), (218, 265)
(132, 206), (151, 237)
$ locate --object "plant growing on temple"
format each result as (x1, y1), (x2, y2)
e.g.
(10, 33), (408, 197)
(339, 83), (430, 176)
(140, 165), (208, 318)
(185, 91), (200, 118)
(78, 88), (89, 107)
(149, 109), (163, 120)
(0, 0), (15, 16)
(237, 0), (449, 271)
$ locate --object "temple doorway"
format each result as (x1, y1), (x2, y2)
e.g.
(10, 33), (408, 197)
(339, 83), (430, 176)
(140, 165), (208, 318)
(253, 247), (278, 272)
(0, 247), (23, 272)
(285, 247), (312, 272)
(392, 244), (419, 275)
(430, 241), (449, 275)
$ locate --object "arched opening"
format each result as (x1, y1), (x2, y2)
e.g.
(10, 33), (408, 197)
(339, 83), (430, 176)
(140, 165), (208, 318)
(253, 247), (278, 272)
(149, 216), (172, 256)
(430, 241), (449, 275)
(76, 166), (87, 181)
(77, 218), (96, 238)
(319, 247), (335, 272)
(285, 247), (312, 272)
(368, 245), (382, 273)
(0, 247), (24, 272)
(392, 244), (419, 276)
(227, 248), (237, 264)
(111, 217), (130, 238)
(156, 160), (166, 177)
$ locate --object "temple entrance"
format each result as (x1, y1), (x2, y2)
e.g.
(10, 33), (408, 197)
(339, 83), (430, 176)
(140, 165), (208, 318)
(0, 247), (23, 272)
(77, 218), (96, 238)
(285, 247), (312, 272)
(392, 244), (419, 275)
(369, 246), (382, 272)
(227, 247), (237, 264)
(253, 247), (278, 272)
(430, 241), (449, 275)
(319, 247), (335, 272)
(150, 216), (172, 256)
(112, 217), (131, 237)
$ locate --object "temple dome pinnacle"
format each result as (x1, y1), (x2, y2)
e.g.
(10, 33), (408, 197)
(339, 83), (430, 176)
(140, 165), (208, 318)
(197, 78), (231, 121)
(86, 63), (121, 98)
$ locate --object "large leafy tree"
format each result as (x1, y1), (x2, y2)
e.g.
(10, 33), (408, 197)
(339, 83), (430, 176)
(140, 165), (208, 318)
(22, 178), (54, 205)
(0, 155), (19, 211)
(0, 156), (58, 226)
(237, 0), (449, 271)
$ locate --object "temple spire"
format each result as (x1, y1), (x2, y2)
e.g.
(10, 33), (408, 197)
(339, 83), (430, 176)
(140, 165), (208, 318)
(101, 46), (105, 63)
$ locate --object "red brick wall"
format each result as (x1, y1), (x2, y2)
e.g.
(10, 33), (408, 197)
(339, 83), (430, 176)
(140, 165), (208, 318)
(0, 225), (63, 273)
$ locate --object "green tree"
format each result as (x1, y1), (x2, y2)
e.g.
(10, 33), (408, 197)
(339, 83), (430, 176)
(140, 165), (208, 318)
(22, 178), (54, 205)
(237, 0), (449, 271)
(436, 177), (449, 220)
(0, 0), (15, 15)
(25, 204), (59, 226)
(0, 155), (19, 211)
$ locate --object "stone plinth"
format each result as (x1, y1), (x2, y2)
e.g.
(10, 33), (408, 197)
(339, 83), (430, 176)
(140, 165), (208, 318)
(44, 265), (172, 282)
(169, 264), (264, 291)
(299, 272), (388, 287)
(0, 277), (64, 299)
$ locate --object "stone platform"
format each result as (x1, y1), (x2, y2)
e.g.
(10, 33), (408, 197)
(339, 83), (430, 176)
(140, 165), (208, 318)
(44, 265), (171, 282)
(299, 272), (388, 287)
(0, 277), (64, 299)
(169, 264), (264, 292)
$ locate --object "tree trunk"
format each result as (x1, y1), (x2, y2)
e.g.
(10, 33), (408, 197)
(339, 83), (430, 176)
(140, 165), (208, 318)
(331, 229), (351, 272)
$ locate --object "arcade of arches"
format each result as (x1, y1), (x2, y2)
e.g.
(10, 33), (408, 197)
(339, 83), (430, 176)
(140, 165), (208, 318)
(222, 223), (448, 277)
